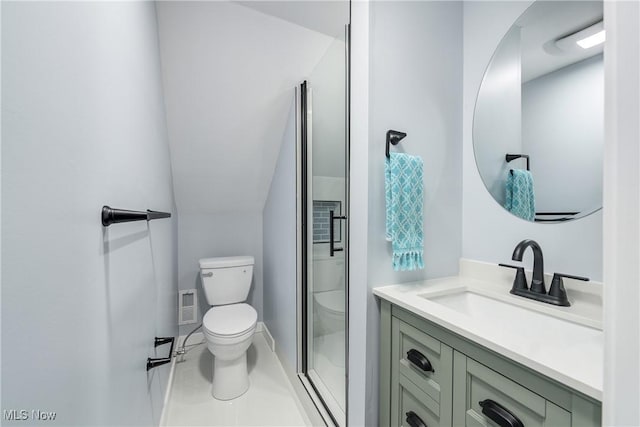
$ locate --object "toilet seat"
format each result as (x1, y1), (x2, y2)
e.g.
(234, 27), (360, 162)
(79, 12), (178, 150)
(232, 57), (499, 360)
(203, 303), (257, 338)
(314, 290), (345, 315)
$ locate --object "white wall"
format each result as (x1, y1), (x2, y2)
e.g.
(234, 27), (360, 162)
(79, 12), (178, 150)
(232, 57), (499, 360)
(362, 2), (464, 425)
(522, 55), (603, 214)
(368, 0), (464, 287)
(156, 2), (338, 334)
(462, 1), (603, 281)
(263, 96), (298, 369)
(347, 1), (371, 425)
(177, 213), (263, 335)
(156, 1), (335, 215)
(603, 1), (640, 424)
(311, 40), (347, 178)
(473, 26), (522, 206)
(2, 2), (177, 425)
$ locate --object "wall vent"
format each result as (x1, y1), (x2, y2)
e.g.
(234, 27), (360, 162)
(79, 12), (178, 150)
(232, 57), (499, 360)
(178, 289), (198, 325)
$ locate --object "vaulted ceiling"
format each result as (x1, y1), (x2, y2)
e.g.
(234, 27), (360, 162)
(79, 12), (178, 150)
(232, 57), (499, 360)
(156, 1), (343, 214)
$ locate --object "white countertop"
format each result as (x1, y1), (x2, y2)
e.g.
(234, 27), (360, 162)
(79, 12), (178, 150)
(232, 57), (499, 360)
(373, 259), (603, 401)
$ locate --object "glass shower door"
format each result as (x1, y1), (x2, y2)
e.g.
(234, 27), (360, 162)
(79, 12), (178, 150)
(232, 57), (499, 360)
(300, 31), (349, 426)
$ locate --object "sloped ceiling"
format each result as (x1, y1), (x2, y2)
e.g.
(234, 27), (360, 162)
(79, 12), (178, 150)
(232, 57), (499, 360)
(156, 1), (336, 214)
(238, 1), (349, 39)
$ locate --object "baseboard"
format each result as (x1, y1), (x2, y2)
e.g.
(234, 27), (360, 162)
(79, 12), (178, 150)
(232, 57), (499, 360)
(259, 322), (275, 352)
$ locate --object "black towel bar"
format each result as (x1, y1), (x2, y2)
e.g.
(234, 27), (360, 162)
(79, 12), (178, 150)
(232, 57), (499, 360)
(102, 205), (171, 227)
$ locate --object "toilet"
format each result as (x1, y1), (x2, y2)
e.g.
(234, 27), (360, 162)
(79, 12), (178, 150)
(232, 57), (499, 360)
(199, 256), (257, 400)
(313, 289), (345, 336)
(313, 289), (345, 368)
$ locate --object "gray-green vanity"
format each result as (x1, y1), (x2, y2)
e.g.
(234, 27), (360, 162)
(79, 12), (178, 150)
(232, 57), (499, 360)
(375, 266), (603, 427)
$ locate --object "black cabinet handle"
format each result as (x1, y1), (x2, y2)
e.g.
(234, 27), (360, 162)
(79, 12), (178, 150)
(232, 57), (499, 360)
(406, 349), (433, 372)
(479, 400), (524, 427)
(405, 411), (427, 427)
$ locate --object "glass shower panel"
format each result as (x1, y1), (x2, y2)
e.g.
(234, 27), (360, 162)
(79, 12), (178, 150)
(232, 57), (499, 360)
(303, 35), (348, 427)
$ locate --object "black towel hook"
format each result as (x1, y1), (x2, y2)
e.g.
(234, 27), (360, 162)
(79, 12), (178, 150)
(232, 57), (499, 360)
(386, 130), (407, 158)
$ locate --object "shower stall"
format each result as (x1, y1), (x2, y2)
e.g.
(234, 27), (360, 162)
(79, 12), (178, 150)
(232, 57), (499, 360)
(298, 26), (349, 427)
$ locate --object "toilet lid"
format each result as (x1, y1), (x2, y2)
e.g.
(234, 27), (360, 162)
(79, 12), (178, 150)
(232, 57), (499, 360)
(203, 303), (257, 337)
(314, 290), (345, 315)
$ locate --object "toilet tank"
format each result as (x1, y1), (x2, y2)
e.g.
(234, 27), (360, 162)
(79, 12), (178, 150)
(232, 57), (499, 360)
(199, 256), (255, 306)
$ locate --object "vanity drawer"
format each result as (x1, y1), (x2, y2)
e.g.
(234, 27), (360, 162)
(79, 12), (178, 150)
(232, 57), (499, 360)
(453, 353), (571, 427)
(392, 317), (453, 405)
(393, 374), (441, 427)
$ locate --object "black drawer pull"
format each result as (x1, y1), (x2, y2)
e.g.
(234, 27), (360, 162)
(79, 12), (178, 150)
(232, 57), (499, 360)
(405, 411), (427, 427)
(479, 399), (524, 427)
(407, 349), (434, 372)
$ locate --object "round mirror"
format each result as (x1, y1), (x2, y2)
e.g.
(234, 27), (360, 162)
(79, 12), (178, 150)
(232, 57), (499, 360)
(473, 1), (604, 223)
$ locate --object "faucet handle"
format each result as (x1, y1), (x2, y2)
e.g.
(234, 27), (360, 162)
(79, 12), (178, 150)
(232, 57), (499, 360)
(552, 272), (590, 282)
(548, 273), (589, 307)
(499, 263), (528, 292)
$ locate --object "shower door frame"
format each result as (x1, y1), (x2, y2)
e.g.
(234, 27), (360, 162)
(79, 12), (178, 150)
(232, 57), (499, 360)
(296, 22), (351, 427)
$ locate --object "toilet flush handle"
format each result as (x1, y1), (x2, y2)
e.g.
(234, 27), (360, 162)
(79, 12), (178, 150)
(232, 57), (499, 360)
(202, 272), (213, 277)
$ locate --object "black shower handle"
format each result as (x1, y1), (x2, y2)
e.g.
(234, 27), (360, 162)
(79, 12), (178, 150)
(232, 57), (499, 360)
(329, 210), (346, 257)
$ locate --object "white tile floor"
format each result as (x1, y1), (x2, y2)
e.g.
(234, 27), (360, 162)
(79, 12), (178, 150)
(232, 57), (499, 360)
(163, 333), (311, 426)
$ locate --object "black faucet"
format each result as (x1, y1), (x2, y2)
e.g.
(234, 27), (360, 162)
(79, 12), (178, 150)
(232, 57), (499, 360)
(499, 239), (590, 307)
(512, 239), (546, 294)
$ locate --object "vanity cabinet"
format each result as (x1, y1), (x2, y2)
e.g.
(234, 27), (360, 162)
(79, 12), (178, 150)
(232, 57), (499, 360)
(380, 301), (601, 427)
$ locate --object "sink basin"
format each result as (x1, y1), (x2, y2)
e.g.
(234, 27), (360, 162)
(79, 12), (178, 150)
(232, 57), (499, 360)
(421, 289), (602, 342)
(427, 290), (521, 319)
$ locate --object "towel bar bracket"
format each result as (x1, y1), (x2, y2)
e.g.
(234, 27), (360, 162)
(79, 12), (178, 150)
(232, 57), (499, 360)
(505, 153), (530, 171)
(386, 130), (407, 158)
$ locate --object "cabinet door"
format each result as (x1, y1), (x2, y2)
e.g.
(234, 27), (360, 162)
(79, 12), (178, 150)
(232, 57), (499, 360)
(390, 317), (453, 427)
(394, 374), (441, 427)
(453, 352), (571, 427)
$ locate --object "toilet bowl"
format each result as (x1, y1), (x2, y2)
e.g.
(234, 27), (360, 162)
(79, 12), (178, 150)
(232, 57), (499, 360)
(314, 289), (345, 336)
(313, 290), (345, 368)
(203, 303), (257, 400)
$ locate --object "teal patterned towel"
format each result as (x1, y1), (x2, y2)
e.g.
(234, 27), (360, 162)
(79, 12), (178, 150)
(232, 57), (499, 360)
(505, 169), (536, 222)
(385, 153), (425, 271)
